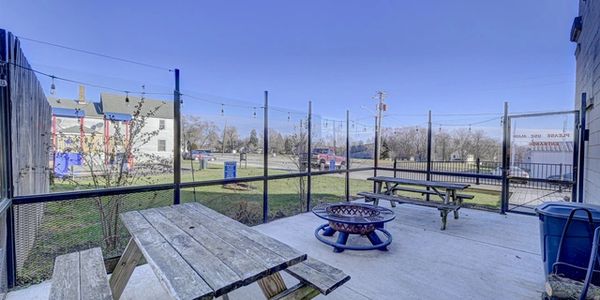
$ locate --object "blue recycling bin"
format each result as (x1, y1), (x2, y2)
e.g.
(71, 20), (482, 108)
(536, 202), (600, 282)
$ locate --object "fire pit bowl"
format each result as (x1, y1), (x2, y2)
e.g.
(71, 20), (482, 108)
(312, 202), (395, 253)
(325, 204), (381, 234)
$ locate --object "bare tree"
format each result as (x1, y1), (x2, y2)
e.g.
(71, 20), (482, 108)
(57, 96), (172, 252)
(182, 115), (219, 150)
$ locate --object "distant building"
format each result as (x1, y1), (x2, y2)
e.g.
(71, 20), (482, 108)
(573, 1), (600, 203)
(524, 141), (573, 179)
(48, 89), (174, 166)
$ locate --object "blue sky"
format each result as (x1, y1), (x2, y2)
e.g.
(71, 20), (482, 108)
(2, 0), (578, 128)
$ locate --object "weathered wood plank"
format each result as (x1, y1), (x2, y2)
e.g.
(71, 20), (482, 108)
(79, 248), (112, 300)
(258, 272), (287, 299)
(140, 208), (242, 297)
(110, 238), (144, 300)
(49, 251), (80, 300)
(271, 283), (320, 300)
(359, 192), (458, 209)
(285, 257), (351, 295)
(368, 176), (469, 190)
(156, 206), (267, 283)
(391, 186), (474, 199)
(173, 204), (303, 271)
(120, 211), (214, 300)
(184, 203), (306, 262)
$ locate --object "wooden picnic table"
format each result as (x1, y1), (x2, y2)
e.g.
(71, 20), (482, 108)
(368, 176), (470, 205)
(365, 176), (470, 229)
(109, 202), (308, 300)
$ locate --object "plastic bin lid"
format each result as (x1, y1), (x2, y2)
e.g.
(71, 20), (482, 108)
(535, 202), (600, 221)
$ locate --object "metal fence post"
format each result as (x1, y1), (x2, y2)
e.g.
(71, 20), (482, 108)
(501, 102), (509, 214)
(173, 69), (181, 205)
(373, 116), (379, 193)
(263, 91), (269, 223)
(426, 111), (432, 201)
(0, 28), (16, 289)
(576, 93), (587, 203)
(345, 110), (350, 201)
(476, 157), (480, 185)
(306, 101), (312, 211)
(393, 158), (397, 178)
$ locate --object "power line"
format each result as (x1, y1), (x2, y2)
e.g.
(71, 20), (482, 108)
(17, 36), (173, 72)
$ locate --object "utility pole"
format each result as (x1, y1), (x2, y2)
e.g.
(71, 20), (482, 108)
(374, 91), (386, 161)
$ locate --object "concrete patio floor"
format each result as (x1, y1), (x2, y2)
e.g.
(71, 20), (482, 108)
(7, 202), (545, 300)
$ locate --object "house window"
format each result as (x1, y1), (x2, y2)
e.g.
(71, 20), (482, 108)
(158, 139), (166, 152)
(159, 120), (166, 130)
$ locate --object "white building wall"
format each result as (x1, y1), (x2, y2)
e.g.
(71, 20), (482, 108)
(575, 0), (600, 204)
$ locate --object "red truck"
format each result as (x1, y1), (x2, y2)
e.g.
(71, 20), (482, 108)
(311, 148), (346, 170)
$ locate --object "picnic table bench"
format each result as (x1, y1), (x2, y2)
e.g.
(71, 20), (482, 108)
(107, 202), (349, 300)
(50, 247), (112, 300)
(361, 176), (471, 230)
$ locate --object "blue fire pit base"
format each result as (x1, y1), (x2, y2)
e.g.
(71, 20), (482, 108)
(314, 223), (392, 253)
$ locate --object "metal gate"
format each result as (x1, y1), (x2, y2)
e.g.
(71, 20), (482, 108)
(502, 110), (580, 214)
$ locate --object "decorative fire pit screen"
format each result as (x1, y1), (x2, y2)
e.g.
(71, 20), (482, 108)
(312, 202), (395, 253)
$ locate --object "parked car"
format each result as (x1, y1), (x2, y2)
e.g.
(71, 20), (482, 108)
(492, 166), (530, 184)
(546, 173), (573, 181)
(185, 149), (216, 161)
(311, 148), (346, 170)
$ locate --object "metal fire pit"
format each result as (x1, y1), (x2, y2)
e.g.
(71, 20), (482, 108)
(312, 202), (395, 253)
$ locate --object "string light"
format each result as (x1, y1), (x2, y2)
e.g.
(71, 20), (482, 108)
(125, 91), (130, 103)
(287, 112), (291, 122)
(221, 104), (224, 116)
(50, 76), (56, 95)
(253, 107), (257, 119)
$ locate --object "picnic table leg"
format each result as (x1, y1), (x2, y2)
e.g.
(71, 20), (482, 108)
(385, 182), (396, 207)
(440, 209), (448, 230)
(110, 238), (143, 300)
(373, 182), (383, 206)
(452, 190), (460, 219)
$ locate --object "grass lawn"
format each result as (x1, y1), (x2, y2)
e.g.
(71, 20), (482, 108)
(18, 164), (499, 285)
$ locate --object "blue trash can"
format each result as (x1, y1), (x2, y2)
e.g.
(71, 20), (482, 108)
(536, 202), (600, 282)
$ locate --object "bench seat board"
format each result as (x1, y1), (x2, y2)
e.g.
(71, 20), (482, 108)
(390, 187), (474, 199)
(50, 247), (112, 300)
(358, 192), (458, 209)
(285, 258), (351, 295)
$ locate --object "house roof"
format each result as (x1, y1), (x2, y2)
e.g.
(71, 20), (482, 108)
(100, 93), (173, 119)
(58, 125), (98, 134)
(47, 97), (103, 118)
(528, 141), (574, 152)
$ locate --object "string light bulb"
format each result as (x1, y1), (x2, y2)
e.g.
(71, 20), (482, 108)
(253, 107), (257, 119)
(287, 112), (291, 122)
(50, 76), (56, 95)
(125, 91), (130, 103)
(221, 104), (224, 116)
